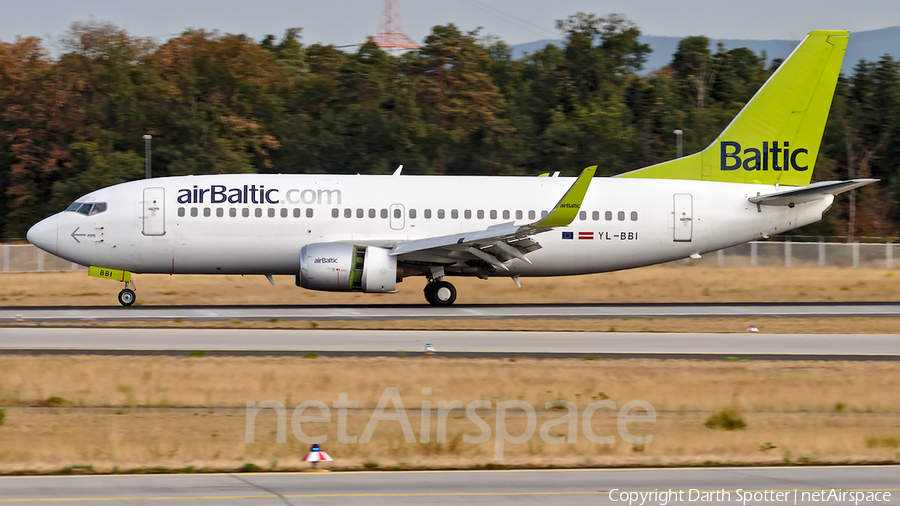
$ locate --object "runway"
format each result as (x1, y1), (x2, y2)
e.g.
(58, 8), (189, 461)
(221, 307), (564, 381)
(1, 301), (899, 323)
(1, 328), (898, 359)
(0, 467), (896, 505)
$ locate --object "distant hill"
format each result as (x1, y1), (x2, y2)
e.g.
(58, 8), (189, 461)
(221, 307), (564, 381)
(511, 26), (900, 75)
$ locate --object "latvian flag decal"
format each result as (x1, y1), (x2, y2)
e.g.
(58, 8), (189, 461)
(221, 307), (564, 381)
(562, 231), (574, 239)
(578, 232), (594, 240)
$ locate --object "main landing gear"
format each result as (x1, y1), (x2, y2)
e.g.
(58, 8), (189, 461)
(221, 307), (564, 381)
(117, 280), (137, 307)
(423, 280), (457, 306)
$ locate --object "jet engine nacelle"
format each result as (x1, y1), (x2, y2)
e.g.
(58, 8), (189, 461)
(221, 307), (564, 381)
(297, 243), (397, 293)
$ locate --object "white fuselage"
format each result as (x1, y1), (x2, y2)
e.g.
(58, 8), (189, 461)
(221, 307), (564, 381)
(32, 174), (832, 279)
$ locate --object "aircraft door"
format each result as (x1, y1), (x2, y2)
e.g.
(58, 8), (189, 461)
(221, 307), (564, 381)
(389, 204), (405, 230)
(143, 187), (166, 236)
(673, 193), (692, 242)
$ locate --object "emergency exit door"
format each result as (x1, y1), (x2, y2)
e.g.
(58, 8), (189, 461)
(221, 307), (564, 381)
(143, 187), (166, 236)
(673, 193), (692, 242)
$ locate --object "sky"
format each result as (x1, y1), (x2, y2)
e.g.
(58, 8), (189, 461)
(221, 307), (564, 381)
(1, 0), (898, 50)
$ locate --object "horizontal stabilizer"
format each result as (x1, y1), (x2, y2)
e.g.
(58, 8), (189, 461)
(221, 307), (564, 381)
(748, 179), (877, 206)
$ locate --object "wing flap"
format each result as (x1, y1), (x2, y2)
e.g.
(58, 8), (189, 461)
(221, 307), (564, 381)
(389, 166), (596, 259)
(389, 222), (520, 256)
(388, 166), (596, 272)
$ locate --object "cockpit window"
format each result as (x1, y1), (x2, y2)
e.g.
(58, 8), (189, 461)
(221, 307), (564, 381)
(65, 202), (108, 216)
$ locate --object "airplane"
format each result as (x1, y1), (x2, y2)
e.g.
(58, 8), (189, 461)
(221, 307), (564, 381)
(26, 30), (875, 307)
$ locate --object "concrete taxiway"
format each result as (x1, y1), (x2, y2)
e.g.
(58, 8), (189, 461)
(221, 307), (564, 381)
(0, 328), (898, 359)
(0, 467), (896, 505)
(1, 302), (899, 323)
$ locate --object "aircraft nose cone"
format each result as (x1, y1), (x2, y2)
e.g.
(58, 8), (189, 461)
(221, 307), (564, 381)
(27, 215), (58, 256)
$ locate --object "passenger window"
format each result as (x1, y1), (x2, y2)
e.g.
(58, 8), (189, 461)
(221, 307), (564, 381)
(332, 209), (339, 218)
(464, 210), (472, 219)
(618, 211), (625, 221)
(306, 209), (314, 218)
(217, 208), (224, 218)
(503, 210), (510, 220)
(438, 209), (445, 219)
(90, 202), (107, 215)
(477, 210), (484, 219)
(409, 209), (416, 219)
(451, 209), (459, 219)
(230, 208), (237, 218)
(357, 208), (364, 218)
(394, 209), (401, 219)
(528, 210), (535, 220)
(381, 209), (388, 219)
(268, 208), (275, 218)
(191, 207), (198, 217)
(631, 211), (638, 221)
(592, 211), (599, 221)
(368, 209), (376, 219)
(203, 208), (211, 217)
(281, 208), (288, 218)
(242, 208), (250, 218)
(516, 210), (523, 220)
(579, 211), (586, 221)
(293, 208), (301, 218)
(424, 209), (432, 219)
(541, 211), (548, 219)
(344, 208), (352, 219)
(605, 211), (612, 221)
(178, 207), (185, 217)
(490, 210), (497, 220)
(256, 208), (263, 218)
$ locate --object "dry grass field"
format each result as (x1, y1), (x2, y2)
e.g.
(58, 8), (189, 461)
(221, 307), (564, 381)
(0, 356), (898, 472)
(2, 410), (897, 473)
(1, 265), (899, 307)
(3, 356), (900, 413)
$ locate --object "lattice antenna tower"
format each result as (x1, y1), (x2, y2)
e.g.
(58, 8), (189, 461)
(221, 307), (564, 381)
(367, 0), (420, 56)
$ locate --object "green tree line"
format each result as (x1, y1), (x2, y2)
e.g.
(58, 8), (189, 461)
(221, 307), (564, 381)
(1, 15), (898, 239)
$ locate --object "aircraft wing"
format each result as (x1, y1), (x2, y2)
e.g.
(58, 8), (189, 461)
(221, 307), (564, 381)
(748, 179), (878, 206)
(389, 166), (596, 272)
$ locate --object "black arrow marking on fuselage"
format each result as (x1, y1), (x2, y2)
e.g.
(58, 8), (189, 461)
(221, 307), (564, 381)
(71, 227), (86, 243)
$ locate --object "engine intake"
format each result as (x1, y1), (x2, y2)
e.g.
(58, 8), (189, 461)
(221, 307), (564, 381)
(297, 243), (398, 293)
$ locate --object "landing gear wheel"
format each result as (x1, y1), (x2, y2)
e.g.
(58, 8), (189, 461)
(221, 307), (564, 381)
(423, 283), (437, 305)
(118, 288), (136, 307)
(431, 281), (457, 306)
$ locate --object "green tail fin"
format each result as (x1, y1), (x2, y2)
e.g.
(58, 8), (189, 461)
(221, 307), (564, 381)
(617, 30), (848, 186)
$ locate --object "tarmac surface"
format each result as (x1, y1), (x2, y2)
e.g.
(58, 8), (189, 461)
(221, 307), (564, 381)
(0, 466), (897, 505)
(1, 302), (900, 323)
(0, 327), (898, 360)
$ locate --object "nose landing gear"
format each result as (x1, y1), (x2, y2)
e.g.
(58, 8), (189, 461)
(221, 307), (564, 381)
(117, 280), (137, 306)
(88, 266), (137, 307)
(423, 280), (456, 306)
(117, 288), (136, 306)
